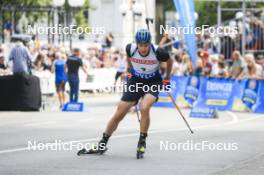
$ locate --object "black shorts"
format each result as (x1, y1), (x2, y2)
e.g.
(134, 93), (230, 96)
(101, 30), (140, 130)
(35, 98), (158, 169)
(121, 76), (162, 102)
(115, 71), (124, 81)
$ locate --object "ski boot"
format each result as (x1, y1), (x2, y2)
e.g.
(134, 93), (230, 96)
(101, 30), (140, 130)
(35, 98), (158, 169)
(77, 133), (110, 156)
(136, 133), (147, 159)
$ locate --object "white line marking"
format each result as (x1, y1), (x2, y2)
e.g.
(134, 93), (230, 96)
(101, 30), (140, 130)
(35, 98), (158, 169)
(0, 112), (262, 155)
(0, 148), (29, 154)
(226, 111), (239, 123)
(78, 118), (98, 122)
(24, 121), (56, 127)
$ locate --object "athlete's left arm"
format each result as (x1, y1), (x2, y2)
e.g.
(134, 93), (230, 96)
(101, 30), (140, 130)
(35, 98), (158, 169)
(156, 48), (173, 80)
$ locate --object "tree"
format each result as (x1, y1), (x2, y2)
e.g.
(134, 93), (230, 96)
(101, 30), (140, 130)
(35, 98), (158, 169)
(0, 0), (50, 32)
(0, 0), (91, 28)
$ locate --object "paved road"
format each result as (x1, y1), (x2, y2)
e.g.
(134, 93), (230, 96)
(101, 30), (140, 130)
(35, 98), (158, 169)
(0, 94), (264, 175)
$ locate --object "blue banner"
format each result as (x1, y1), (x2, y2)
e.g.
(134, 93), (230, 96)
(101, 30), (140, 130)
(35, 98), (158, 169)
(254, 80), (264, 113)
(232, 79), (260, 112)
(184, 76), (201, 107)
(173, 0), (197, 67)
(154, 76), (264, 114)
(154, 76), (190, 107)
(193, 77), (234, 111)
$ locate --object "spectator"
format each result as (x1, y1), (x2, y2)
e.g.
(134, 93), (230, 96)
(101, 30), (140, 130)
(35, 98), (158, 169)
(3, 20), (12, 37)
(229, 51), (245, 78)
(159, 31), (172, 53)
(0, 55), (6, 70)
(210, 55), (219, 77)
(0, 55), (10, 76)
(0, 45), (3, 54)
(182, 54), (193, 76)
(196, 33), (204, 50)
(66, 48), (88, 102)
(172, 54), (182, 76)
(86, 48), (102, 68)
(217, 59), (229, 78)
(259, 61), (264, 80)
(194, 58), (203, 76)
(238, 54), (262, 79)
(113, 51), (126, 91)
(202, 46), (209, 67)
(105, 32), (114, 48)
(52, 52), (67, 108)
(33, 53), (49, 71)
(184, 55), (194, 75)
(9, 41), (32, 74)
(204, 61), (212, 77)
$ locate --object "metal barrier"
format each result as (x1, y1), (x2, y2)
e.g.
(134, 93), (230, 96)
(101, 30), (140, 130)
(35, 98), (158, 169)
(33, 68), (117, 95)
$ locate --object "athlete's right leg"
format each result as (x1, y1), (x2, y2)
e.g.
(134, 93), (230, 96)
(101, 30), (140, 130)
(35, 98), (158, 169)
(77, 100), (136, 155)
(97, 76), (140, 152)
(104, 100), (136, 135)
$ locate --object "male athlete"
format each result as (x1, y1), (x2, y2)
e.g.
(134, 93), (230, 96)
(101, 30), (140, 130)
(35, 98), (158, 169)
(78, 29), (173, 159)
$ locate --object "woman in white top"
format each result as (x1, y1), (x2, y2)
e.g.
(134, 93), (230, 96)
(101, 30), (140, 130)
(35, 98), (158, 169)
(238, 54), (262, 79)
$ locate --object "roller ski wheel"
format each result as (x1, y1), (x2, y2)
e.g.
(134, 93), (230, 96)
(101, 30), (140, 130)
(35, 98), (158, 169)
(136, 141), (146, 159)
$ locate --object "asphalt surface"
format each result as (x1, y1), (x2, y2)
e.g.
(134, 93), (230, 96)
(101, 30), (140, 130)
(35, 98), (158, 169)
(0, 94), (264, 175)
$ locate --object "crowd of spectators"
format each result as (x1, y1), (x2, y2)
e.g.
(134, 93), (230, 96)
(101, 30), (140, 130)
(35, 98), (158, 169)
(167, 10), (264, 80)
(0, 41), (126, 76)
(0, 40), (263, 81)
(170, 50), (264, 80)
(0, 10), (263, 81)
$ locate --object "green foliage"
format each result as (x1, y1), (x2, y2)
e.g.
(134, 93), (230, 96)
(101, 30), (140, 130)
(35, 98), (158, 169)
(73, 0), (90, 28)
(0, 0), (91, 29)
(0, 0), (50, 7)
(0, 0), (50, 25)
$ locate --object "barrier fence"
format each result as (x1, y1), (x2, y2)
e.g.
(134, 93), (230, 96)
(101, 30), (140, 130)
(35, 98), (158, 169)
(34, 69), (264, 114)
(154, 76), (264, 114)
(33, 68), (117, 95)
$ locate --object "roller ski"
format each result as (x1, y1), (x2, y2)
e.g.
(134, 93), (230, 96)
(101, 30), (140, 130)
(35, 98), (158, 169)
(77, 133), (110, 156)
(77, 144), (108, 155)
(136, 133), (147, 159)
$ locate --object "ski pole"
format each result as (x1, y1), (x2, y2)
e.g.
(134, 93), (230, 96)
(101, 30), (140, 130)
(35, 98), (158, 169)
(167, 92), (194, 134)
(143, 0), (193, 134)
(135, 105), (141, 123)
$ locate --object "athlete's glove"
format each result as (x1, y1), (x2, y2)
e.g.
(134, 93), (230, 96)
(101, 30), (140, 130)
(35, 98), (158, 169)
(126, 68), (133, 79)
(162, 79), (171, 92)
(127, 72), (132, 79)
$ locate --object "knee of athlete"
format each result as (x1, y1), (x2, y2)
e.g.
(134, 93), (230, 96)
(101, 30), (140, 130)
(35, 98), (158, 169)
(140, 105), (150, 114)
(112, 109), (125, 122)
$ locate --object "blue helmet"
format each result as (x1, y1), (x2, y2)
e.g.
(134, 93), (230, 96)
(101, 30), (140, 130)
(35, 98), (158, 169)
(135, 29), (151, 44)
